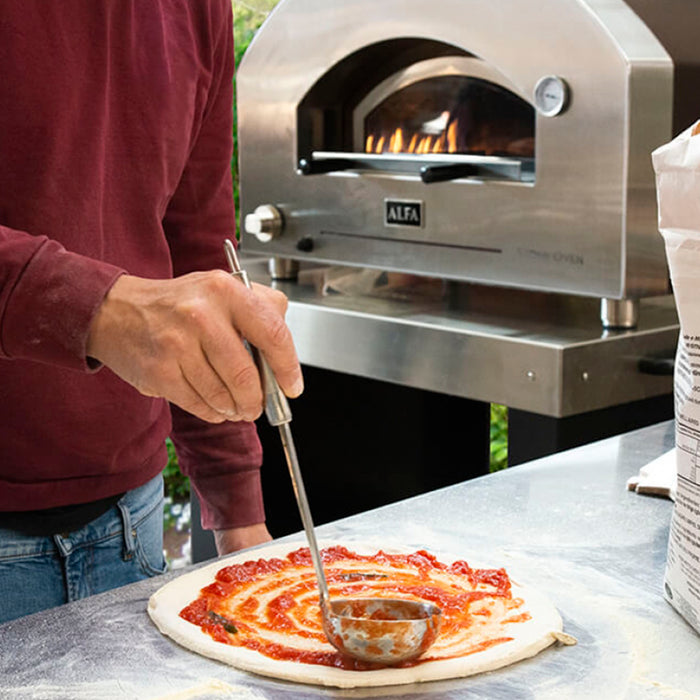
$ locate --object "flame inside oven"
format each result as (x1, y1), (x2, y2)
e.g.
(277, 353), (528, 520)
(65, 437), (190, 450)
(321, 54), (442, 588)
(366, 112), (459, 155)
(363, 76), (534, 158)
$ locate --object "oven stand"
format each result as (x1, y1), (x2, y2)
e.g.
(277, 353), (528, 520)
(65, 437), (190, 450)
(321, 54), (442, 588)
(191, 366), (491, 562)
(508, 394), (673, 466)
(190, 372), (673, 563)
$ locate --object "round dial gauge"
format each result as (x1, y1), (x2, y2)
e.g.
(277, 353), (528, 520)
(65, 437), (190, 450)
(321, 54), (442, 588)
(534, 76), (569, 117)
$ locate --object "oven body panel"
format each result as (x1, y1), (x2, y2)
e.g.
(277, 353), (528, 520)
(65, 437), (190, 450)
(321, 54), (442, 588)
(237, 0), (673, 299)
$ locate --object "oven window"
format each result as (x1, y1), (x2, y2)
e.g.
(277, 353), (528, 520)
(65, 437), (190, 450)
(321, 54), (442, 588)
(363, 76), (534, 158)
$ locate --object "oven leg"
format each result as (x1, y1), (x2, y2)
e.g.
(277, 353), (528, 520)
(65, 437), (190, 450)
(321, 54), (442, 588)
(268, 257), (299, 281)
(601, 298), (639, 329)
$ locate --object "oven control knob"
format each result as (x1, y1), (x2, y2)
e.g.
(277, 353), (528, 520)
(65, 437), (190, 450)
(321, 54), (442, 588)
(296, 236), (314, 253)
(244, 204), (283, 243)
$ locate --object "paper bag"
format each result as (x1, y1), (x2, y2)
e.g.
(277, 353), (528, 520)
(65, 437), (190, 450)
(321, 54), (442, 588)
(653, 120), (700, 634)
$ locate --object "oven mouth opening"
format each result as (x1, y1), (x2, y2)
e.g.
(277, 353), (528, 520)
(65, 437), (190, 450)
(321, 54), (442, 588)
(297, 42), (536, 185)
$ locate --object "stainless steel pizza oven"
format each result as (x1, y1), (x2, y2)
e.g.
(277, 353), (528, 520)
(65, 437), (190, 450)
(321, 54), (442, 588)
(196, 0), (700, 558)
(237, 0), (700, 327)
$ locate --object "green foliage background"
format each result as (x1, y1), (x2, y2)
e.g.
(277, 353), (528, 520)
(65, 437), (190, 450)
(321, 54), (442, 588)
(232, 1), (278, 229)
(490, 404), (508, 471)
(163, 0), (508, 502)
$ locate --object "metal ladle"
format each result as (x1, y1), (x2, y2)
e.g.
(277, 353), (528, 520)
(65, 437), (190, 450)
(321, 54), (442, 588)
(224, 240), (443, 665)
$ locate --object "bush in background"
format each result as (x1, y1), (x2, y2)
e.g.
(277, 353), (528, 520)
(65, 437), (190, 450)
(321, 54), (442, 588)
(232, 1), (277, 228)
(490, 404), (508, 471)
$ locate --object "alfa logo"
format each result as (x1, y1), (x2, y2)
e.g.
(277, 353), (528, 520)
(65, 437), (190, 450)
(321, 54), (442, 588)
(385, 199), (423, 228)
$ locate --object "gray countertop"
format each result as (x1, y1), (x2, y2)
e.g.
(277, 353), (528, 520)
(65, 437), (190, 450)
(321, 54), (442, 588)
(1, 420), (695, 700)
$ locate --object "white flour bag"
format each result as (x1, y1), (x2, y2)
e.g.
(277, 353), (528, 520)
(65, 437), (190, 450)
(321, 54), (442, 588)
(653, 120), (700, 634)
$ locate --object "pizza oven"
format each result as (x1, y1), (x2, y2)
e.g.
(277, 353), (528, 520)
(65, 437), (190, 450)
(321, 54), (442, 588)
(237, 0), (700, 328)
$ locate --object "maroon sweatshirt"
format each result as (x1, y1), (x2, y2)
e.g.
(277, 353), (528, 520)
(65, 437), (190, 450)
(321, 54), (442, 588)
(0, 1), (264, 530)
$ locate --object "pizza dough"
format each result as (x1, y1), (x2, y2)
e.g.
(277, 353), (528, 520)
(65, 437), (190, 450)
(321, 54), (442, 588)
(148, 541), (568, 689)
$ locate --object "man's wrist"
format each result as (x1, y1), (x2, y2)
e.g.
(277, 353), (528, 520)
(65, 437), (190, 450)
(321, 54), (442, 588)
(213, 523), (272, 555)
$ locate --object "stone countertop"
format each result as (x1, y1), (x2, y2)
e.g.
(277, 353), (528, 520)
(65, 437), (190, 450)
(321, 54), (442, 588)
(1, 420), (693, 699)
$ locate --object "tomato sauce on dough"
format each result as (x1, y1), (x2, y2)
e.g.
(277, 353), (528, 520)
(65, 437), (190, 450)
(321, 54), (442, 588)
(179, 546), (528, 670)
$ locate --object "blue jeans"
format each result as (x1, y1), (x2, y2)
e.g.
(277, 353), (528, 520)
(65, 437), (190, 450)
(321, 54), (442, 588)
(0, 474), (167, 625)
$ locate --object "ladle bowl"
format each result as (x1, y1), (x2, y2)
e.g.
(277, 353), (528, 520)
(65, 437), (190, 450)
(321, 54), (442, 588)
(322, 597), (443, 665)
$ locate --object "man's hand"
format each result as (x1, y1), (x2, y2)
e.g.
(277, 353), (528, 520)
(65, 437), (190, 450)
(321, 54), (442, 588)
(213, 523), (273, 555)
(86, 271), (303, 423)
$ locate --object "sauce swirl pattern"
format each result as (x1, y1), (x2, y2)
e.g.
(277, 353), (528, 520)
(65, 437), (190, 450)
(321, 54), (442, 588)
(180, 546), (528, 670)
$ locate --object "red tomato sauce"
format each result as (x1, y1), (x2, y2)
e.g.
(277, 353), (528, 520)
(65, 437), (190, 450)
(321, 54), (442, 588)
(179, 546), (523, 669)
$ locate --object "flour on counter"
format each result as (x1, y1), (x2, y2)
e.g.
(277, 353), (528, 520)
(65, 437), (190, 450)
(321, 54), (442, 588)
(153, 679), (262, 699)
(1, 679), (261, 700)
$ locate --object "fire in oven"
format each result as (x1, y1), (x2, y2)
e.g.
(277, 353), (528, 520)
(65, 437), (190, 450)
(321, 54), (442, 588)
(237, 0), (700, 320)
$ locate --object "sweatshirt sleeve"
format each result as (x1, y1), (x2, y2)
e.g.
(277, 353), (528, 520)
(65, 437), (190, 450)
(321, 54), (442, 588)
(0, 225), (125, 371)
(162, 0), (237, 273)
(170, 406), (265, 530)
(164, 1), (266, 530)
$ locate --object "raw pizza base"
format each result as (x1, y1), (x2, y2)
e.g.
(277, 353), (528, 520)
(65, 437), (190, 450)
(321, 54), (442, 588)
(148, 541), (565, 689)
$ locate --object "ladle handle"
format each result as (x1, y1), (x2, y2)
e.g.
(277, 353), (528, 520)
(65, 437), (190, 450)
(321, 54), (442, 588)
(277, 422), (331, 609)
(223, 239), (331, 609)
(224, 240), (291, 426)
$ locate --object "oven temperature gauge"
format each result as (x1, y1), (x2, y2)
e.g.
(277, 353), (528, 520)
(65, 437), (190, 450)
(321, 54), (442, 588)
(534, 76), (569, 117)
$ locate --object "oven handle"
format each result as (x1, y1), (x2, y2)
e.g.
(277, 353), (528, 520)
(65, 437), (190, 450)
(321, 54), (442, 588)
(298, 152), (527, 182)
(299, 158), (503, 182)
(638, 354), (675, 376)
(419, 163), (479, 183)
(297, 157), (360, 175)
